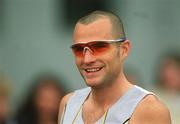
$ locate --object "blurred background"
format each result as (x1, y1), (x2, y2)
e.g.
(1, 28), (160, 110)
(0, 0), (180, 123)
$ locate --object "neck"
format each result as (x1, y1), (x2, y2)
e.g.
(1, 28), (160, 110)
(89, 73), (133, 110)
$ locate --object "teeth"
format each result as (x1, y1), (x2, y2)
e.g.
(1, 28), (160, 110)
(85, 68), (101, 72)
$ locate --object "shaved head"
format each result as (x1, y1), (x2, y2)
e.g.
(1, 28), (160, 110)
(76, 10), (126, 39)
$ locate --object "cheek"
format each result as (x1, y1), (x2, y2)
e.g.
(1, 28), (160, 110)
(108, 53), (121, 70)
(75, 58), (82, 67)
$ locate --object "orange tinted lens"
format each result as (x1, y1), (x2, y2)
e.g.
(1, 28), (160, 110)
(71, 44), (85, 57)
(71, 41), (110, 57)
(89, 41), (110, 55)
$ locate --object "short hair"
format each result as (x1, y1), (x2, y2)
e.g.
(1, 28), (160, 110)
(76, 10), (126, 39)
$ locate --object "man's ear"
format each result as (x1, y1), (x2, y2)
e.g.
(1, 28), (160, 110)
(120, 40), (131, 59)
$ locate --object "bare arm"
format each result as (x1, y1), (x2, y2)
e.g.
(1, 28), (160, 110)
(129, 95), (171, 124)
(58, 93), (73, 124)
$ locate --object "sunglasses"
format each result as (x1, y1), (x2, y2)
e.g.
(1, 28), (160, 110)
(71, 38), (126, 58)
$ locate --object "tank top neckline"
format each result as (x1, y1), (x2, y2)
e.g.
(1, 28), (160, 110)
(77, 85), (136, 124)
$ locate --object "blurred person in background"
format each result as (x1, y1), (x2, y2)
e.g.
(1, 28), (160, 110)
(58, 10), (171, 124)
(155, 52), (180, 124)
(15, 73), (65, 124)
(0, 75), (15, 124)
(157, 52), (180, 93)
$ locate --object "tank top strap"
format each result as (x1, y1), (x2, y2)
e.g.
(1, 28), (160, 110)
(105, 85), (153, 124)
(62, 87), (91, 123)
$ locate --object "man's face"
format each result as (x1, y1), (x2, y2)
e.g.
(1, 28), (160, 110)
(160, 58), (180, 90)
(72, 18), (127, 88)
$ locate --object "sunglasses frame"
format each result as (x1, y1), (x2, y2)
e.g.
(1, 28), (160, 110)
(70, 38), (126, 57)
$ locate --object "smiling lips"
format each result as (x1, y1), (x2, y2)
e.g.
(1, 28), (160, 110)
(84, 67), (103, 73)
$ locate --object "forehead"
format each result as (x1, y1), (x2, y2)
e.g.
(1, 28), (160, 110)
(73, 18), (113, 43)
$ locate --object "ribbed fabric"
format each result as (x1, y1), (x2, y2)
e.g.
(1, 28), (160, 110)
(61, 85), (152, 124)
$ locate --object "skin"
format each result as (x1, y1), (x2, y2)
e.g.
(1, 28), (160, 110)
(58, 17), (171, 124)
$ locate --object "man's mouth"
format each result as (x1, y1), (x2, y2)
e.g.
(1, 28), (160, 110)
(84, 67), (103, 73)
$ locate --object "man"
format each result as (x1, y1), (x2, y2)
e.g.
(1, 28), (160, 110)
(58, 11), (171, 124)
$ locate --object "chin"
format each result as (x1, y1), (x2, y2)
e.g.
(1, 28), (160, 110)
(85, 78), (100, 86)
(85, 78), (106, 89)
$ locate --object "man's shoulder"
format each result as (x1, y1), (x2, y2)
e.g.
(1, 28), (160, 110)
(61, 87), (91, 104)
(74, 87), (91, 94)
(130, 95), (171, 124)
(58, 92), (74, 123)
(60, 92), (74, 108)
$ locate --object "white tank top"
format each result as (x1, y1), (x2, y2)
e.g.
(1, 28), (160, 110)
(60, 85), (152, 124)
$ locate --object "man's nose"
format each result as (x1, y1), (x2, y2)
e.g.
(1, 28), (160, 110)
(83, 47), (96, 63)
